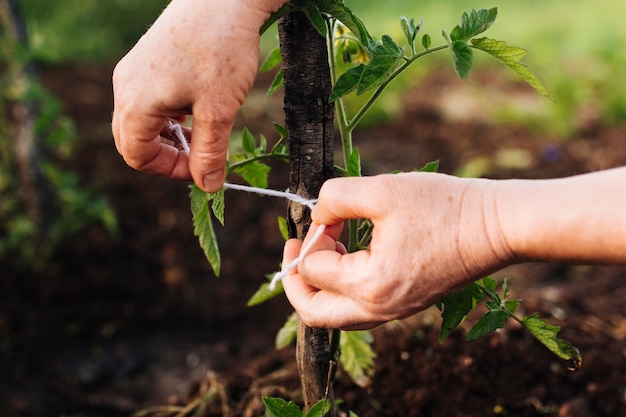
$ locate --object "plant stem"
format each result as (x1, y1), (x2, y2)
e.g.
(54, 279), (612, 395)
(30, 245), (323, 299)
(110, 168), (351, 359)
(347, 43), (449, 131)
(226, 153), (288, 173)
(326, 17), (352, 171)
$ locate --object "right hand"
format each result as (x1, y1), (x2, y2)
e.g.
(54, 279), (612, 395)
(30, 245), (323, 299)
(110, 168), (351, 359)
(282, 172), (514, 330)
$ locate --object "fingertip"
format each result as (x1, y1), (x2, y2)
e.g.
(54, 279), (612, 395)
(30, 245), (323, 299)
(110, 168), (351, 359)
(199, 166), (226, 193)
(283, 238), (303, 265)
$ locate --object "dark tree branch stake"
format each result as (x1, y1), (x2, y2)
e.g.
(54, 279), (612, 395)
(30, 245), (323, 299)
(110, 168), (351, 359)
(278, 10), (336, 414)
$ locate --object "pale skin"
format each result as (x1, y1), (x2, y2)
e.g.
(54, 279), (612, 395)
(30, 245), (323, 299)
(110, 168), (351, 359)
(112, 0), (288, 192)
(113, 0), (626, 332)
(281, 168), (626, 330)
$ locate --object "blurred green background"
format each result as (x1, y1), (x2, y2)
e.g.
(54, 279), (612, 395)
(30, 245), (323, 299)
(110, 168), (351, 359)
(15, 0), (626, 134)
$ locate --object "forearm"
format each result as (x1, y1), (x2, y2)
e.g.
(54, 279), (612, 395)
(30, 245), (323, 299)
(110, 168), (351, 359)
(491, 167), (626, 264)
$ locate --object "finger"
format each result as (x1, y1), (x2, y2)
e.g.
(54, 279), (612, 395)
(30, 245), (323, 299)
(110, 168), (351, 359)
(301, 222), (344, 249)
(283, 271), (382, 330)
(298, 248), (373, 297)
(113, 111), (192, 180)
(188, 104), (234, 192)
(313, 176), (389, 226)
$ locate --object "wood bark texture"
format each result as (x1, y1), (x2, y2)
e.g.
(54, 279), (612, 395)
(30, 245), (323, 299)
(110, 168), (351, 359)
(278, 10), (336, 414)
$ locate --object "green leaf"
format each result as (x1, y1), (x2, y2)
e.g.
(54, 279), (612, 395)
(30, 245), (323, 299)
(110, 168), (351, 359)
(267, 68), (284, 96)
(356, 35), (404, 95)
(234, 161), (271, 189)
(471, 37), (551, 99)
(262, 397), (302, 417)
(190, 185), (221, 276)
(260, 3), (293, 35)
(421, 33), (431, 50)
(340, 330), (376, 387)
(317, 0), (373, 47)
(451, 40), (473, 80)
(277, 216), (289, 241)
(330, 35), (404, 102)
(450, 8), (498, 42)
(306, 399), (332, 417)
(417, 159), (439, 172)
(210, 188), (225, 226)
(273, 122), (287, 139)
(522, 314), (582, 366)
(439, 283), (481, 342)
(330, 64), (365, 102)
(304, 0), (327, 38)
(478, 276), (498, 292)
(247, 277), (285, 307)
(260, 46), (282, 72)
(400, 16), (422, 54)
(466, 309), (510, 340)
(504, 299), (521, 313)
(275, 312), (298, 349)
(347, 147), (361, 177)
(241, 127), (256, 154)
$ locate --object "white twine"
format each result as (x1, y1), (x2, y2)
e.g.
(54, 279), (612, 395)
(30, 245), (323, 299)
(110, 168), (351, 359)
(167, 120), (325, 290)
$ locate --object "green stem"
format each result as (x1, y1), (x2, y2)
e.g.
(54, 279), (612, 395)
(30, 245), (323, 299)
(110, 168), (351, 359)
(326, 17), (353, 171)
(347, 43), (449, 131)
(226, 153), (288, 174)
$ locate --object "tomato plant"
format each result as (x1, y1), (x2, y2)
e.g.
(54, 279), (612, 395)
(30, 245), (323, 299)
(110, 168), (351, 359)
(187, 1), (581, 415)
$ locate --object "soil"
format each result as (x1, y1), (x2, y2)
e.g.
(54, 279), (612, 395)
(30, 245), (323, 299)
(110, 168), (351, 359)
(1, 62), (625, 417)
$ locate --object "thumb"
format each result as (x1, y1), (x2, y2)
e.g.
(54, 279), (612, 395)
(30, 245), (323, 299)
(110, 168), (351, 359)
(188, 113), (232, 192)
(313, 176), (388, 226)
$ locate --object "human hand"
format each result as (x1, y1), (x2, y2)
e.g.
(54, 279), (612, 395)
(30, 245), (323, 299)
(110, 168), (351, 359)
(281, 172), (514, 330)
(112, 0), (287, 192)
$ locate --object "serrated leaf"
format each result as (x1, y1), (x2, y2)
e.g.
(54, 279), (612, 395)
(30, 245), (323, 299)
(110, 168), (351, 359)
(234, 161), (271, 189)
(304, 0), (327, 38)
(504, 299), (521, 313)
(248, 278), (285, 307)
(471, 37), (551, 99)
(417, 159), (439, 172)
(478, 276), (498, 292)
(306, 399), (332, 417)
(466, 309), (510, 340)
(267, 68), (284, 96)
(450, 8), (498, 42)
(277, 216), (289, 241)
(451, 40), (473, 80)
(330, 63), (365, 102)
(340, 330), (376, 387)
(190, 185), (221, 276)
(356, 35), (404, 95)
(422, 33), (431, 50)
(439, 283), (481, 342)
(317, 0), (373, 47)
(260, 46), (282, 72)
(262, 396), (302, 417)
(347, 146), (361, 177)
(522, 314), (582, 366)
(209, 188), (225, 226)
(241, 127), (256, 154)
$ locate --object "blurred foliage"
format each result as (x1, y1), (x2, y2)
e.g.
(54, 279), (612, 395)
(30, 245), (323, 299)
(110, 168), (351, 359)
(342, 0), (626, 134)
(12, 0), (626, 133)
(16, 0), (169, 62)
(1, 4), (117, 271)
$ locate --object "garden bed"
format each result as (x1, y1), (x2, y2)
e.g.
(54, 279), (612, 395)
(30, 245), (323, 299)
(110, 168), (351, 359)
(1, 63), (625, 417)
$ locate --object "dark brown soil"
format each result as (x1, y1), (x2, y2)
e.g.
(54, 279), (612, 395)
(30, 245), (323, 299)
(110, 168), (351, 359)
(1, 63), (625, 417)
